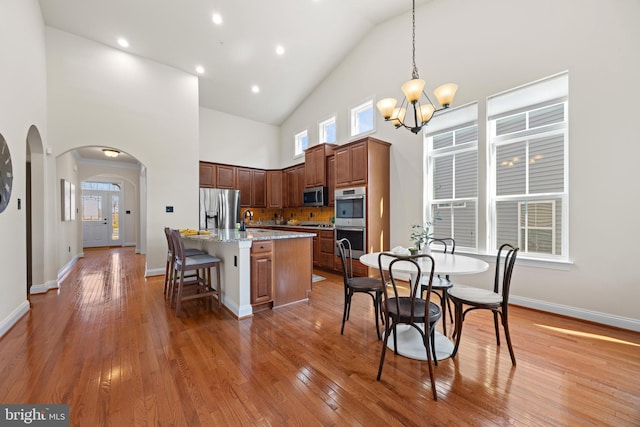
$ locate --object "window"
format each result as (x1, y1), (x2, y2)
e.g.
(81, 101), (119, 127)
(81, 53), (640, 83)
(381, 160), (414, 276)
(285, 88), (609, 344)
(294, 130), (308, 157)
(426, 103), (478, 250)
(488, 72), (568, 259)
(318, 116), (336, 143)
(350, 99), (374, 137)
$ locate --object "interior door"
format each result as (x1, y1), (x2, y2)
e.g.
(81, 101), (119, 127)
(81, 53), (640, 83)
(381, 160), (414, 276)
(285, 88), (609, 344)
(82, 189), (122, 248)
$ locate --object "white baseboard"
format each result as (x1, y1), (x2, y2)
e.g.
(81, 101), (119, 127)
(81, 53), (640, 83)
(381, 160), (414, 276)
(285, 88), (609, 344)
(0, 300), (30, 339)
(29, 280), (59, 294)
(510, 295), (640, 332)
(57, 255), (80, 282)
(123, 242), (136, 247)
(145, 267), (164, 277)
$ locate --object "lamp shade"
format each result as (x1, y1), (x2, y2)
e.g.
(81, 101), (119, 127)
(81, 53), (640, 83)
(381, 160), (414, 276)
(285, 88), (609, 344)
(376, 98), (398, 120)
(390, 107), (406, 127)
(418, 104), (435, 124)
(433, 83), (458, 107)
(401, 78), (426, 103)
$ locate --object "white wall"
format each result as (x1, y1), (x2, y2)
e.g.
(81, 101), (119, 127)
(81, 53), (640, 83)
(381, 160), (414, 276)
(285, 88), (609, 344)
(55, 152), (80, 272)
(0, 0), (48, 335)
(279, 0), (640, 329)
(199, 107), (281, 169)
(46, 28), (200, 276)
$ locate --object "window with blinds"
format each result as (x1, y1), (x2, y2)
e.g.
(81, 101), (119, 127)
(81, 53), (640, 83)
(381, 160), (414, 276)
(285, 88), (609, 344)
(426, 103), (478, 250)
(488, 72), (568, 259)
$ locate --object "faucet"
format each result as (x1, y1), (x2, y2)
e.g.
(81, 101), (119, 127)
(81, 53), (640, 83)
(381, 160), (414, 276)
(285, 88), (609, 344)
(240, 209), (253, 231)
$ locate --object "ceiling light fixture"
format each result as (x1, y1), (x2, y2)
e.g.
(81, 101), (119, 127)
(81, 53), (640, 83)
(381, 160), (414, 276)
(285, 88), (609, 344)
(195, 65), (205, 74)
(251, 85), (260, 94)
(212, 13), (223, 25)
(102, 149), (120, 158)
(376, 0), (458, 134)
(117, 38), (129, 48)
(276, 45), (285, 55)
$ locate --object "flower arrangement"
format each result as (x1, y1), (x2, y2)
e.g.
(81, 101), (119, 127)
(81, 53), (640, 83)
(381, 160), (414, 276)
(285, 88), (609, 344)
(409, 214), (441, 250)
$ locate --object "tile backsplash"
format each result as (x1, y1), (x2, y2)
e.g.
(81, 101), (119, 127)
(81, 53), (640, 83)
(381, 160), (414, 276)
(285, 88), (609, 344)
(245, 206), (334, 223)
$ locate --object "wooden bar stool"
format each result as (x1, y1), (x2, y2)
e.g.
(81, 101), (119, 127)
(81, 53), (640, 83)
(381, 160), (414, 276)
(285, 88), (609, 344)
(163, 227), (205, 298)
(170, 229), (222, 316)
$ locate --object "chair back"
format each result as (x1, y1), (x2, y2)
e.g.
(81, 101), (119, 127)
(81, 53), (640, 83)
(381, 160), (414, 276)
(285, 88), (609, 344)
(494, 243), (519, 302)
(165, 227), (174, 257)
(170, 229), (187, 263)
(378, 252), (435, 324)
(336, 238), (354, 285)
(428, 237), (456, 255)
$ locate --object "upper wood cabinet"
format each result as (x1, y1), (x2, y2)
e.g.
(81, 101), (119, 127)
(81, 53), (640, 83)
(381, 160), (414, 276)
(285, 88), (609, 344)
(327, 155), (335, 206)
(266, 170), (283, 208)
(237, 167), (266, 208)
(216, 164), (236, 189)
(199, 162), (216, 188)
(335, 140), (368, 187)
(304, 143), (336, 188)
(284, 164), (305, 207)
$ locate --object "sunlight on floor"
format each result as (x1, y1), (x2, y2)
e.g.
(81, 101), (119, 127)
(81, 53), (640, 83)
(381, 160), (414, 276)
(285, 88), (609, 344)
(536, 324), (640, 347)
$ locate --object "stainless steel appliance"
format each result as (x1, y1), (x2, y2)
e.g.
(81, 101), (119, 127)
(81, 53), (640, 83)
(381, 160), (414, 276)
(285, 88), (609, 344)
(199, 188), (240, 230)
(303, 186), (328, 207)
(335, 186), (366, 258)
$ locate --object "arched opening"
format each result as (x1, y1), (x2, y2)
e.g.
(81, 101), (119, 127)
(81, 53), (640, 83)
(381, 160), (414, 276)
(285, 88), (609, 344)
(26, 125), (45, 295)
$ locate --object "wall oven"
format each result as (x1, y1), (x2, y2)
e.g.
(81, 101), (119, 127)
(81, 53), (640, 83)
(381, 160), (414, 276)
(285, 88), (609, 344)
(335, 187), (366, 258)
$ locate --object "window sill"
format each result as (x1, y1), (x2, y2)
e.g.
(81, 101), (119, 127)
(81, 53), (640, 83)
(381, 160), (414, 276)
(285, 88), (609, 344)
(456, 250), (573, 271)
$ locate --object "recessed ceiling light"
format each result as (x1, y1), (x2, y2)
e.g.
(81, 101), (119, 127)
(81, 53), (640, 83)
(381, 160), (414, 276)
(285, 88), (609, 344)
(251, 85), (260, 94)
(276, 45), (285, 55)
(117, 38), (129, 48)
(195, 65), (205, 74)
(212, 13), (223, 25)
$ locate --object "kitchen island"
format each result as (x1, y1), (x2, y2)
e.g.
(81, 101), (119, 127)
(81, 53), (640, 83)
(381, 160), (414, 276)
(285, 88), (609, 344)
(182, 228), (315, 318)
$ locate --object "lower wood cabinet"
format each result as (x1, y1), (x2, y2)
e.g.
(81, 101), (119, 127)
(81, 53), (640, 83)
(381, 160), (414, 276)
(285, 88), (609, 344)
(250, 241), (273, 306)
(318, 230), (335, 270)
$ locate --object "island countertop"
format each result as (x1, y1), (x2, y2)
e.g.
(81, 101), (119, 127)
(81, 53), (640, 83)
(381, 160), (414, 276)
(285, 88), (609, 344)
(183, 228), (316, 243)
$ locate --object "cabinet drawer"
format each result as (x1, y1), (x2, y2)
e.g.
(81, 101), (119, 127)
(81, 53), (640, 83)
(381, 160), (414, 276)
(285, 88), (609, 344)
(251, 241), (272, 254)
(319, 238), (335, 254)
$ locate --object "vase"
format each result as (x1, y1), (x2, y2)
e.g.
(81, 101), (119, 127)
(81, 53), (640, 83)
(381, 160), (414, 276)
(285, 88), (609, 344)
(420, 245), (431, 255)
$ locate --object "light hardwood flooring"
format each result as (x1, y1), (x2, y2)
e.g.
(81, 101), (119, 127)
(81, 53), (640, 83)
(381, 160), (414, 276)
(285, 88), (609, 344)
(1, 247), (639, 426)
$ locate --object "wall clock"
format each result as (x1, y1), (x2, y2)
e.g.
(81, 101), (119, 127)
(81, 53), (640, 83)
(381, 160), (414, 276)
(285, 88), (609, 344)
(0, 136), (13, 213)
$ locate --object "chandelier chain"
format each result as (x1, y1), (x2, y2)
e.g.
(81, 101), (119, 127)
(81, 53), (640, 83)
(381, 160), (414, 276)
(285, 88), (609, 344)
(411, 0), (419, 80)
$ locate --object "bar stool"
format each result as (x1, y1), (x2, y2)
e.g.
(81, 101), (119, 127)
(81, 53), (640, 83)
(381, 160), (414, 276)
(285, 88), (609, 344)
(170, 229), (222, 316)
(163, 227), (205, 298)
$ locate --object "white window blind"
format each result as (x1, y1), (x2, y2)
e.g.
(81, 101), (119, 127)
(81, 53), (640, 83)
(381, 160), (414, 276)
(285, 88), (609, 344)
(426, 103), (478, 250)
(489, 72), (568, 259)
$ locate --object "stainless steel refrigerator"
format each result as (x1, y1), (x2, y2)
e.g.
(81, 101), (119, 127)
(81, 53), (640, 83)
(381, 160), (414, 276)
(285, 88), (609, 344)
(199, 188), (240, 230)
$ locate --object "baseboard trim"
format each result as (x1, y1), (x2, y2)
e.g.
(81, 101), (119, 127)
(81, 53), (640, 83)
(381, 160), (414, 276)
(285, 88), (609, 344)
(510, 295), (640, 332)
(57, 255), (80, 282)
(29, 280), (59, 294)
(145, 267), (164, 277)
(0, 300), (30, 339)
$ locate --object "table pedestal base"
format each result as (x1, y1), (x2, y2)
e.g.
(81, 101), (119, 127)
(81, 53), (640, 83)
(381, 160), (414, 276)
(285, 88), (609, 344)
(385, 324), (453, 361)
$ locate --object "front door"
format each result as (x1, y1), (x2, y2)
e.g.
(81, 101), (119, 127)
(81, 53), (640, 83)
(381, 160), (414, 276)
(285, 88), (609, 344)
(82, 186), (122, 248)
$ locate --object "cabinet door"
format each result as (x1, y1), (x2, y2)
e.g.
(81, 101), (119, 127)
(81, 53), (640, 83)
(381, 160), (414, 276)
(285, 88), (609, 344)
(349, 142), (368, 185)
(199, 162), (216, 188)
(304, 146), (323, 188)
(236, 167), (252, 207)
(266, 170), (283, 208)
(327, 156), (335, 206)
(285, 167), (297, 208)
(296, 165), (305, 207)
(216, 165), (236, 189)
(252, 169), (266, 208)
(250, 252), (273, 304)
(334, 147), (351, 186)
(313, 234), (320, 267)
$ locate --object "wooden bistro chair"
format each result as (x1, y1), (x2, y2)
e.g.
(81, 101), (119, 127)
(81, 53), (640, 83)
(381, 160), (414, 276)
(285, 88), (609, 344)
(163, 227), (205, 298)
(377, 252), (442, 400)
(170, 229), (222, 316)
(336, 238), (385, 339)
(420, 237), (456, 336)
(448, 243), (519, 365)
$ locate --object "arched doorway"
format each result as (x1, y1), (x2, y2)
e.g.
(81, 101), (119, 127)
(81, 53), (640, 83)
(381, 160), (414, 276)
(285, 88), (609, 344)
(26, 125), (45, 295)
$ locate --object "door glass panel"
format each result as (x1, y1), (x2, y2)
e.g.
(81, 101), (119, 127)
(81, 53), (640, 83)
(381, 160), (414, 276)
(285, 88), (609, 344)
(82, 195), (102, 221)
(111, 195), (119, 241)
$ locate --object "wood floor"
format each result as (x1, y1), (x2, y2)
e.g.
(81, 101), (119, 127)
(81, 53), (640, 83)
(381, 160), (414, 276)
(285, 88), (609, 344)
(1, 247), (639, 426)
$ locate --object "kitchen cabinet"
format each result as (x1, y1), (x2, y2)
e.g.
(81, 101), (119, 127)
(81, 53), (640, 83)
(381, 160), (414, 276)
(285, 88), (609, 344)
(284, 163), (304, 207)
(238, 167), (266, 208)
(216, 164), (236, 189)
(250, 240), (273, 306)
(266, 170), (283, 208)
(199, 162), (216, 188)
(335, 141), (367, 187)
(304, 143), (336, 188)
(318, 229), (335, 270)
(327, 155), (335, 206)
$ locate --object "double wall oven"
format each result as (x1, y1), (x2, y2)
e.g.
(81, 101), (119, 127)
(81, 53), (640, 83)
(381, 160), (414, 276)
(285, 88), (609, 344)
(334, 186), (366, 259)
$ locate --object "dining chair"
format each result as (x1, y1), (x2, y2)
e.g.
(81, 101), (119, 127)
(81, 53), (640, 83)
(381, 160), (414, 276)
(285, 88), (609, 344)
(336, 238), (385, 339)
(170, 229), (222, 316)
(420, 237), (456, 336)
(448, 243), (519, 365)
(377, 252), (441, 400)
(163, 227), (205, 298)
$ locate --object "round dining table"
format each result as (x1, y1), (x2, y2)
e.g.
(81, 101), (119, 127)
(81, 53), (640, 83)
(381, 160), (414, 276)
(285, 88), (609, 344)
(359, 251), (489, 361)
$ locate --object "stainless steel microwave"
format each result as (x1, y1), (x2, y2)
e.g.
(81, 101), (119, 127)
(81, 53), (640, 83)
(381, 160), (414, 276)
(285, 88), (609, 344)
(303, 186), (328, 207)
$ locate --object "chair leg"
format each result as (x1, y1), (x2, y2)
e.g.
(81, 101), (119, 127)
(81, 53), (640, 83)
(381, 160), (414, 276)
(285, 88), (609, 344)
(430, 326), (438, 367)
(377, 316), (391, 381)
(423, 327), (438, 400)
(493, 311), (501, 346)
(451, 301), (464, 358)
(163, 258), (170, 296)
(175, 271), (185, 316)
(341, 291), (351, 334)
(440, 294), (448, 336)
(372, 292), (381, 340)
(214, 262), (222, 308)
(501, 309), (516, 365)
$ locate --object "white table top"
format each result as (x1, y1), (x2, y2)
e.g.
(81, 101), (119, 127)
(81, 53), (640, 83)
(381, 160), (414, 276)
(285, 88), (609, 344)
(359, 251), (489, 276)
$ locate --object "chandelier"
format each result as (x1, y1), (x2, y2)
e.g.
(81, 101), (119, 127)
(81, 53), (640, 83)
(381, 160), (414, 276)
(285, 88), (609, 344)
(102, 149), (120, 158)
(376, 0), (458, 134)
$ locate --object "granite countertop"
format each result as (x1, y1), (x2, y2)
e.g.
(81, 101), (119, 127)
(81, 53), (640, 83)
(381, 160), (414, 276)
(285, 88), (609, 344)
(246, 221), (334, 230)
(183, 228), (316, 243)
